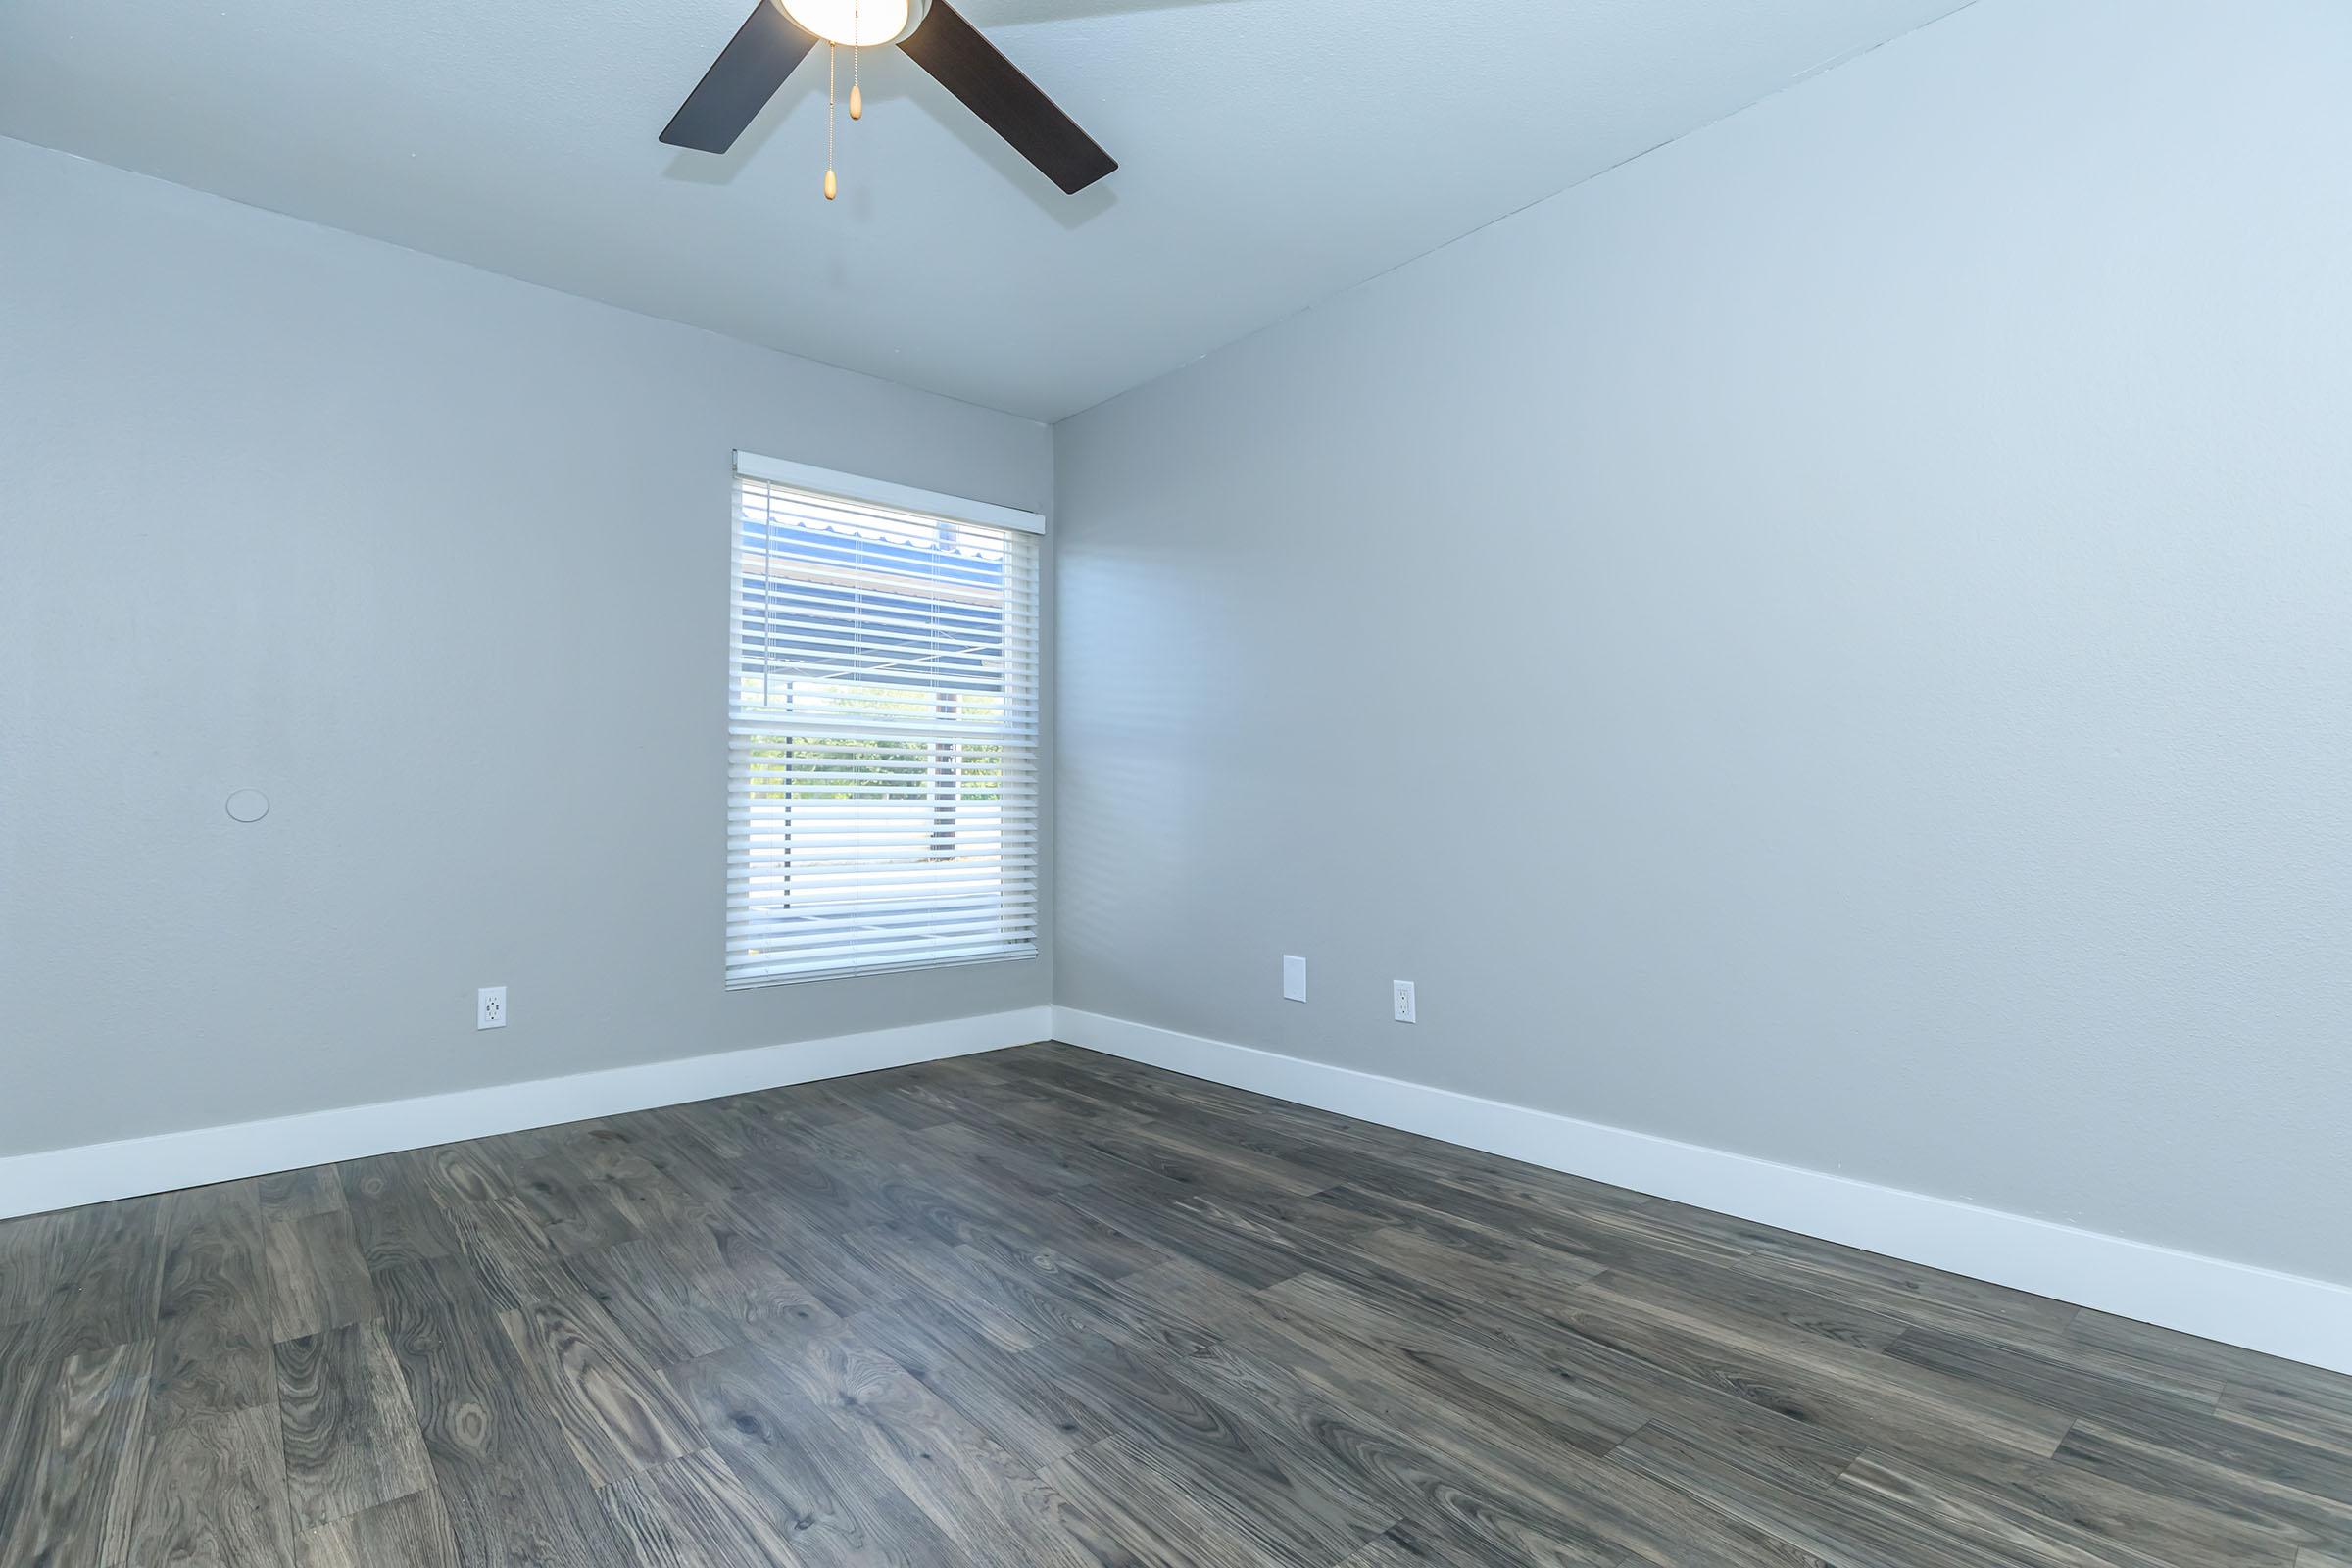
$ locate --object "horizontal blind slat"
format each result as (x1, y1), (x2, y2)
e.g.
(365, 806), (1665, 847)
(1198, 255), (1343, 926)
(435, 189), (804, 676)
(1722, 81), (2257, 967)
(727, 947), (1037, 988)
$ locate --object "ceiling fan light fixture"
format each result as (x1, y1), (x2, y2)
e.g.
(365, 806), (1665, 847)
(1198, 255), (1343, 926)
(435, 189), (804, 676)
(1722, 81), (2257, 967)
(662, 0), (1115, 195)
(775, 0), (927, 48)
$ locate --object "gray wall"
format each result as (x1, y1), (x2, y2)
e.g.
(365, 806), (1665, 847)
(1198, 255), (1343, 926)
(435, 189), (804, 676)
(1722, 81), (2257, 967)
(0, 136), (1052, 1157)
(1054, 0), (2352, 1285)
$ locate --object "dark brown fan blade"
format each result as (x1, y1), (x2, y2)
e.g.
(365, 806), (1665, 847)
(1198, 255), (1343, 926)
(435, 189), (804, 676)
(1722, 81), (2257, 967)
(899, 0), (1116, 194)
(661, 2), (816, 154)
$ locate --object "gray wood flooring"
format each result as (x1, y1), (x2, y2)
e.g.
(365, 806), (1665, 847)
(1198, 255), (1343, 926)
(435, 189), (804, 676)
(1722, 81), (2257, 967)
(2, 1041), (2347, 1566)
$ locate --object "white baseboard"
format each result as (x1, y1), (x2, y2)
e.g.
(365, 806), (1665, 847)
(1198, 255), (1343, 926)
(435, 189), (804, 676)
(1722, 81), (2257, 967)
(1053, 1007), (2352, 1378)
(0, 1006), (1053, 1221)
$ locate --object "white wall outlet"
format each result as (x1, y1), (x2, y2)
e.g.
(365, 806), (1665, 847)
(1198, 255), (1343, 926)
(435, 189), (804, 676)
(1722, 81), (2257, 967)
(1393, 979), (1417, 1024)
(1282, 955), (1307, 1003)
(477, 986), (507, 1030)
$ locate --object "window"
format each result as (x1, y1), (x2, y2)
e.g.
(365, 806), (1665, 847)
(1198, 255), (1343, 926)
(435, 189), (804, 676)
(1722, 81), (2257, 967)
(728, 456), (1041, 986)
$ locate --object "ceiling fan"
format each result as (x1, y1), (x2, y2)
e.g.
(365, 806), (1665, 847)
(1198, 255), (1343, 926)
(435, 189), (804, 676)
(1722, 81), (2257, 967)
(662, 0), (1117, 197)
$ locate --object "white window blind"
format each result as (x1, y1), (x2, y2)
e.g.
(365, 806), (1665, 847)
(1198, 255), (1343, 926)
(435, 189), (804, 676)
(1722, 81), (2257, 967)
(728, 467), (1041, 986)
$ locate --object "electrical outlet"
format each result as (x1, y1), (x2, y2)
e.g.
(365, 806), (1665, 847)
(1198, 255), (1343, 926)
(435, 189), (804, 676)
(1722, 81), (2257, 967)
(477, 986), (507, 1030)
(1282, 955), (1307, 1003)
(1393, 980), (1417, 1024)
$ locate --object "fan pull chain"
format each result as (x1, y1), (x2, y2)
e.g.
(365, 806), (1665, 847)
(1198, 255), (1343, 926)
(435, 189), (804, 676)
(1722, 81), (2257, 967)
(850, 0), (863, 121)
(824, 43), (838, 200)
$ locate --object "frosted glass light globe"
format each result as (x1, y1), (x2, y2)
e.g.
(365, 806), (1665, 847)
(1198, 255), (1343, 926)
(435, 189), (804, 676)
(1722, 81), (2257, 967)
(777, 0), (929, 47)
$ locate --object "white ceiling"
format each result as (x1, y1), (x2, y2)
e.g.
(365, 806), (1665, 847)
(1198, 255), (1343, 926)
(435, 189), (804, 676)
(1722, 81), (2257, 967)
(0, 0), (1970, 420)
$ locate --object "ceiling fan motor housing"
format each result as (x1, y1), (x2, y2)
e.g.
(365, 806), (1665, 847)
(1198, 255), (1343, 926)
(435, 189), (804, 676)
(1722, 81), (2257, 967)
(775, 0), (930, 48)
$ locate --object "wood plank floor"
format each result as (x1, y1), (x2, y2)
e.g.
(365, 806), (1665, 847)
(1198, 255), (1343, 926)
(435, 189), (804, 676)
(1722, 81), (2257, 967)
(4, 1042), (2348, 1566)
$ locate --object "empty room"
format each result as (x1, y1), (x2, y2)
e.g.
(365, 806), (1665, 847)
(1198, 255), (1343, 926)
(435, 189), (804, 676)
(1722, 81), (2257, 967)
(4, 0), (2349, 1562)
